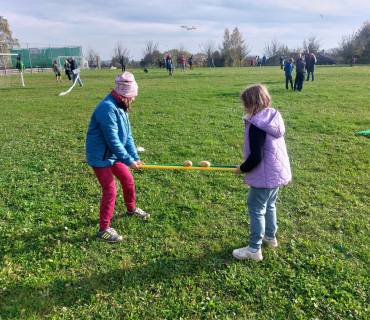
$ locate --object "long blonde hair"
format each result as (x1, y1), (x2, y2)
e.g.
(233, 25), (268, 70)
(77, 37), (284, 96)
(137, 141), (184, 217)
(240, 84), (271, 119)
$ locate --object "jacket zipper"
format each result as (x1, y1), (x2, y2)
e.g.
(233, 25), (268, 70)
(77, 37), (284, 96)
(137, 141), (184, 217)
(103, 146), (108, 161)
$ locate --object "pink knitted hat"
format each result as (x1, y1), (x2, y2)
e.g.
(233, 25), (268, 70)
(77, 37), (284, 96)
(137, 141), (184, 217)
(114, 72), (138, 98)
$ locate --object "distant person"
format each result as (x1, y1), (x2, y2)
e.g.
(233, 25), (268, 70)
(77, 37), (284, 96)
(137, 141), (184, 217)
(120, 56), (125, 72)
(167, 58), (173, 76)
(64, 59), (71, 81)
(304, 50), (310, 70)
(284, 58), (295, 90)
(250, 57), (254, 67)
(180, 54), (186, 71)
(67, 57), (83, 87)
(85, 72), (150, 242)
(188, 55), (193, 70)
(295, 52), (302, 66)
(255, 56), (258, 67)
(162, 57), (166, 69)
(279, 53), (285, 70)
(210, 57), (215, 67)
(294, 58), (306, 91)
(159, 60), (162, 68)
(306, 53), (317, 81)
(262, 55), (266, 66)
(232, 84), (292, 261)
(144, 67), (148, 73)
(166, 54), (171, 69)
(53, 60), (62, 82)
(350, 57), (357, 67)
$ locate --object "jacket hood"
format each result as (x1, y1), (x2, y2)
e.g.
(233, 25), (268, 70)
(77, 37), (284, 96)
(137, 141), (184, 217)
(243, 108), (285, 138)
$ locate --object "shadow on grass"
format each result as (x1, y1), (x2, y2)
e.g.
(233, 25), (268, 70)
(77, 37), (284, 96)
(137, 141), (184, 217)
(3, 246), (237, 317)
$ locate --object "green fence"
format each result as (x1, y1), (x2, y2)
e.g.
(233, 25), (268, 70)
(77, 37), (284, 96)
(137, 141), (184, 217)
(10, 46), (82, 68)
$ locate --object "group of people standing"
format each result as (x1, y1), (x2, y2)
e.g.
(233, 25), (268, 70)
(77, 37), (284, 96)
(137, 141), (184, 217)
(52, 57), (83, 86)
(283, 50), (317, 91)
(158, 54), (194, 75)
(251, 55), (267, 67)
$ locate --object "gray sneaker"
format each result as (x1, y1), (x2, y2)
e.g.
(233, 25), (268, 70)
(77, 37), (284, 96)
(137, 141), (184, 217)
(262, 236), (278, 248)
(96, 227), (122, 243)
(125, 207), (150, 220)
(232, 246), (263, 261)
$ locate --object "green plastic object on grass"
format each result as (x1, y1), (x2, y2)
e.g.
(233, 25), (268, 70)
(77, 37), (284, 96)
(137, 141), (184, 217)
(358, 130), (370, 135)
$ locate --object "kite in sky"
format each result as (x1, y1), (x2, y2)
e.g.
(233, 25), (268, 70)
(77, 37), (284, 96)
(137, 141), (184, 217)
(320, 14), (335, 22)
(182, 25), (196, 30)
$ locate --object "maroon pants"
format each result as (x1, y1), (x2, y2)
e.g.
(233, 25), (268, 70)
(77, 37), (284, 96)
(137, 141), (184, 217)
(93, 162), (136, 230)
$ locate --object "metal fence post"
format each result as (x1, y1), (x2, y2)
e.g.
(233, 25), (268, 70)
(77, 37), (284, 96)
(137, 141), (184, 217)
(27, 43), (33, 73)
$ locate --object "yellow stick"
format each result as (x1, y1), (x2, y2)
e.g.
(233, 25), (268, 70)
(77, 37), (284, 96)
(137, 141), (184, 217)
(138, 165), (235, 172)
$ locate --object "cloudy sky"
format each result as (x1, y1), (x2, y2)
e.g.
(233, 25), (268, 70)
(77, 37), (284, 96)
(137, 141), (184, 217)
(2, 0), (369, 60)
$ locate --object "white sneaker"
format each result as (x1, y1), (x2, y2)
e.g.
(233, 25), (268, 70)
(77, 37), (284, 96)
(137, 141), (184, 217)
(262, 236), (278, 248)
(232, 246), (263, 261)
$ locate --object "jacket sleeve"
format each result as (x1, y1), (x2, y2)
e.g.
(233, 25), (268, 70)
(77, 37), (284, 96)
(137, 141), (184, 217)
(96, 106), (134, 166)
(124, 116), (140, 161)
(240, 124), (266, 173)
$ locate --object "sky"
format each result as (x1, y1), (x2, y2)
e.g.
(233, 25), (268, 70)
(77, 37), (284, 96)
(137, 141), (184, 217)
(1, 0), (369, 61)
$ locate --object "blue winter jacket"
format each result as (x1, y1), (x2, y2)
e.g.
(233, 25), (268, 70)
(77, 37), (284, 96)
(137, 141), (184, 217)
(284, 62), (294, 76)
(85, 93), (139, 168)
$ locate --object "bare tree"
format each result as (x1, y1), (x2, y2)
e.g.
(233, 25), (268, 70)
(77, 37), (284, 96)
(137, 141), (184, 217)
(85, 45), (99, 69)
(142, 40), (161, 67)
(201, 40), (216, 66)
(303, 34), (323, 54)
(111, 41), (131, 67)
(337, 31), (358, 63)
(178, 43), (186, 54)
(262, 38), (285, 65)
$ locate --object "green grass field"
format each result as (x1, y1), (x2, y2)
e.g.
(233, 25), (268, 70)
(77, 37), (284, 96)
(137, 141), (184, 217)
(1, 66), (370, 319)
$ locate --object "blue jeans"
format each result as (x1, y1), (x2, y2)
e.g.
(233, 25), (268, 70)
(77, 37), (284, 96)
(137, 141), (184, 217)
(307, 71), (314, 81)
(247, 186), (279, 250)
(73, 73), (83, 86)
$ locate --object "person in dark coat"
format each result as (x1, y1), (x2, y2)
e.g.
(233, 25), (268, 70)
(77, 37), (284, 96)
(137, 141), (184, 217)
(64, 59), (71, 81)
(294, 58), (306, 91)
(306, 53), (317, 81)
(53, 60), (62, 82)
(188, 55), (193, 70)
(67, 57), (83, 86)
(304, 50), (310, 70)
(120, 56), (125, 72)
(262, 55), (266, 66)
(295, 52), (302, 66)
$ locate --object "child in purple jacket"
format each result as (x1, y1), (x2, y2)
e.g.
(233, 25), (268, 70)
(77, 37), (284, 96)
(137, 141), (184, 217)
(233, 84), (292, 261)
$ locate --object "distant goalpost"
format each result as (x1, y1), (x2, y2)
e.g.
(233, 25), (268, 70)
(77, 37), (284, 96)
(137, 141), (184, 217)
(0, 53), (25, 88)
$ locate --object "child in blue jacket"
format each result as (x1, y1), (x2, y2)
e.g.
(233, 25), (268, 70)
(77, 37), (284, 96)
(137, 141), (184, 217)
(85, 72), (150, 243)
(284, 58), (294, 90)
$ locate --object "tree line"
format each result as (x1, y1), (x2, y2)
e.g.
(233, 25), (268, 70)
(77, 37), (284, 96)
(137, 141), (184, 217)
(1, 15), (369, 69)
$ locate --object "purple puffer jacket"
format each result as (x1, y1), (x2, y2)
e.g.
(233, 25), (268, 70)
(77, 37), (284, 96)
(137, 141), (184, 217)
(243, 108), (292, 188)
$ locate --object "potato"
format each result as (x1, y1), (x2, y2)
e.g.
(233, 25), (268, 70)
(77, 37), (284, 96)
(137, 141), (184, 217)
(183, 160), (193, 167)
(199, 161), (211, 167)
